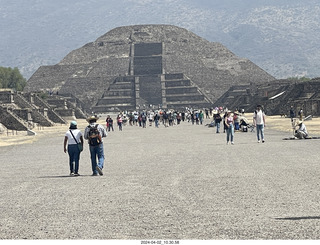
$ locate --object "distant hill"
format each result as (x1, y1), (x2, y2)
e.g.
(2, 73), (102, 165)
(1, 0), (320, 79)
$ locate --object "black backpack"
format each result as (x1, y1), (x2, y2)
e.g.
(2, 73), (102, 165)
(88, 124), (102, 146)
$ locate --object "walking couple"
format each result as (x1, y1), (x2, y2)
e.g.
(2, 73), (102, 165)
(63, 115), (107, 176)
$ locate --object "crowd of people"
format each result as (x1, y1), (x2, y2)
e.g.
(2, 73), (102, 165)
(105, 109), (210, 130)
(63, 104), (313, 176)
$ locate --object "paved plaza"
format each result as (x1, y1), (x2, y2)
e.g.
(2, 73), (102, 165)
(1, 117), (320, 240)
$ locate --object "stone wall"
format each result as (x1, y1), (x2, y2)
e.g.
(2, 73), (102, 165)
(0, 106), (28, 131)
(214, 78), (320, 116)
(0, 89), (88, 131)
(0, 90), (14, 103)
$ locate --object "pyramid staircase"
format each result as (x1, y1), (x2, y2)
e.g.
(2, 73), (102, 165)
(0, 105), (29, 131)
(92, 42), (212, 112)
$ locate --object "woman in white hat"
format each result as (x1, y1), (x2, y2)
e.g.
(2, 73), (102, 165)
(64, 121), (84, 176)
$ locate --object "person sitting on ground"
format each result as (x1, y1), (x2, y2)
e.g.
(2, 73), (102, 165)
(294, 120), (310, 139)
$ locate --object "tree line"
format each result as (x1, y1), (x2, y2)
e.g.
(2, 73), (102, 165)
(0, 66), (26, 91)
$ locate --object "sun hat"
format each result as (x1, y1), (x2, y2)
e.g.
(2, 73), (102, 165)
(69, 120), (77, 129)
(86, 115), (99, 122)
(70, 121), (77, 126)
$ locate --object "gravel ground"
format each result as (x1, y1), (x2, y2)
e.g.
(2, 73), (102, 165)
(1, 118), (320, 240)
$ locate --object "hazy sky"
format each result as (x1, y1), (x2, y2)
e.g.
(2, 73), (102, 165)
(1, 0), (320, 78)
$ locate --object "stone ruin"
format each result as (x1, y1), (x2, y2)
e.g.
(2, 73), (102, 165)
(25, 25), (275, 112)
(93, 42), (213, 111)
(214, 77), (320, 116)
(0, 89), (86, 133)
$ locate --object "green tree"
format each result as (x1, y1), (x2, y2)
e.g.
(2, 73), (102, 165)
(0, 66), (26, 91)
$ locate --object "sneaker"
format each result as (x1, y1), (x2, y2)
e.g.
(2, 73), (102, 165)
(262, 140), (265, 143)
(258, 140), (261, 143)
(227, 141), (229, 145)
(70, 172), (74, 176)
(231, 142), (234, 145)
(74, 173), (80, 176)
(96, 166), (103, 176)
(92, 173), (98, 176)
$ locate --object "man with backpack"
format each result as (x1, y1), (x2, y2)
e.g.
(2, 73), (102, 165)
(84, 115), (107, 176)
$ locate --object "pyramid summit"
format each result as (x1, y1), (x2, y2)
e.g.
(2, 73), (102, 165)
(25, 24), (275, 112)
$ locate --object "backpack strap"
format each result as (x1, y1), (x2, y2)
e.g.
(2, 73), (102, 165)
(69, 130), (79, 144)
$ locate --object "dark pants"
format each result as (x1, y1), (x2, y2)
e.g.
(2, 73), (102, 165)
(68, 144), (80, 173)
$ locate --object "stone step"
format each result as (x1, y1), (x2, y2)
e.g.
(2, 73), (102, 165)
(104, 90), (134, 97)
(165, 80), (191, 87)
(93, 103), (135, 112)
(96, 97), (135, 105)
(109, 83), (134, 90)
(94, 103), (134, 108)
(164, 73), (184, 80)
(166, 100), (211, 109)
(165, 86), (198, 94)
(166, 93), (204, 102)
(108, 88), (133, 92)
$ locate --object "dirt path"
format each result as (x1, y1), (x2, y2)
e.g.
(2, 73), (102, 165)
(1, 115), (320, 239)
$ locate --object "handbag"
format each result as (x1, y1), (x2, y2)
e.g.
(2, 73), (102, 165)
(70, 130), (83, 152)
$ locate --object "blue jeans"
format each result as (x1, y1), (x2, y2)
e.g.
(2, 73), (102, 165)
(216, 122), (220, 133)
(256, 124), (265, 141)
(89, 143), (105, 174)
(226, 124), (234, 143)
(235, 122), (240, 130)
(68, 144), (80, 173)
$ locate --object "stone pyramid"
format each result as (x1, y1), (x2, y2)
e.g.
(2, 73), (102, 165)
(25, 24), (275, 112)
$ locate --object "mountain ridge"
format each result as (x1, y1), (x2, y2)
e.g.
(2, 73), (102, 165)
(1, 0), (319, 79)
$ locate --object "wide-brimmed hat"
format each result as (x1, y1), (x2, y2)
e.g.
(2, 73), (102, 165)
(86, 115), (99, 122)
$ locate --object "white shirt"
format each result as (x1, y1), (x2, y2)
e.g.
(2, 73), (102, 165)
(65, 129), (83, 145)
(298, 123), (308, 135)
(254, 110), (265, 125)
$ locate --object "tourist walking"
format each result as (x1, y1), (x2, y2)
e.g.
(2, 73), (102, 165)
(63, 121), (83, 176)
(117, 114), (123, 131)
(289, 106), (295, 122)
(225, 110), (234, 145)
(154, 112), (160, 128)
(223, 111), (228, 133)
(213, 110), (222, 133)
(234, 111), (240, 130)
(106, 115), (114, 132)
(84, 115), (108, 176)
(253, 105), (266, 143)
(199, 110), (204, 125)
(298, 108), (304, 120)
